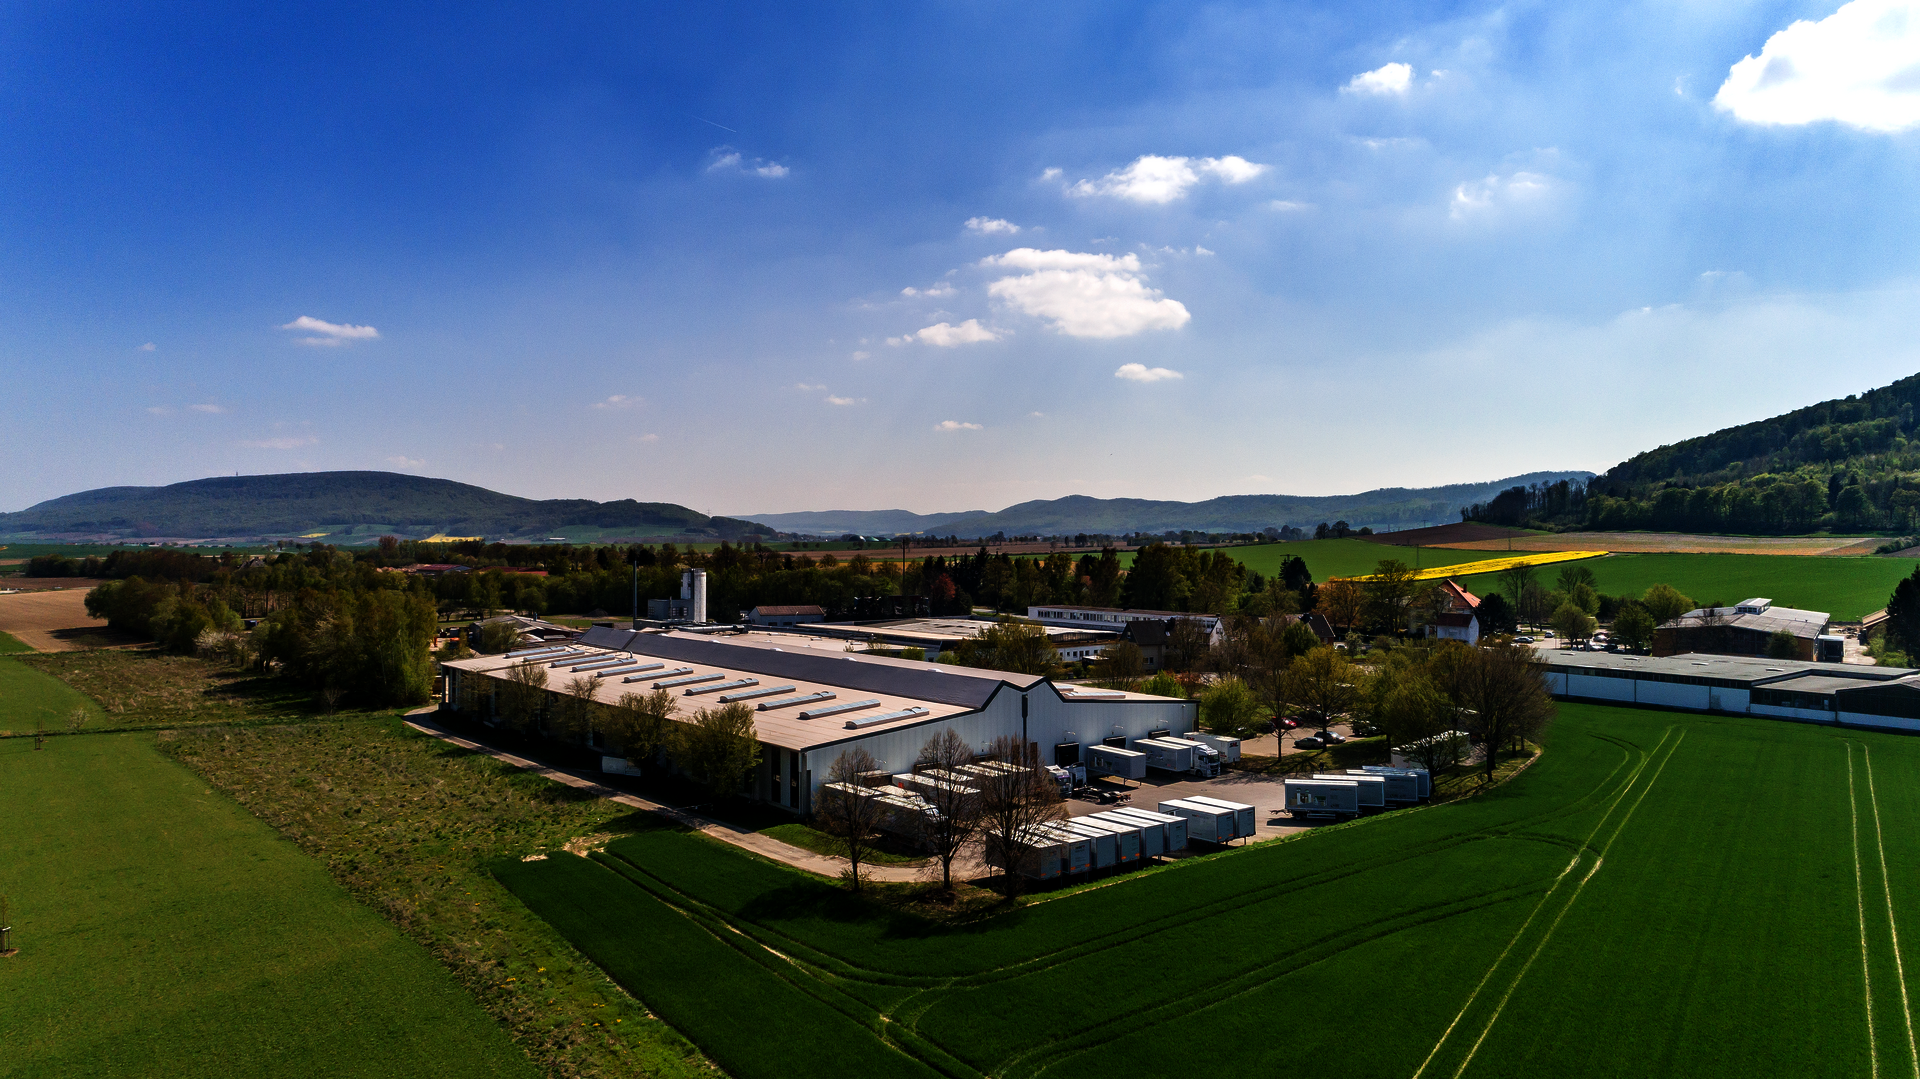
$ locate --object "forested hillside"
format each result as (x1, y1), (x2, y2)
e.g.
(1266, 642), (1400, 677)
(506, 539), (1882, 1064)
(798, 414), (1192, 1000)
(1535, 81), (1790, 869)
(1471, 373), (1920, 534)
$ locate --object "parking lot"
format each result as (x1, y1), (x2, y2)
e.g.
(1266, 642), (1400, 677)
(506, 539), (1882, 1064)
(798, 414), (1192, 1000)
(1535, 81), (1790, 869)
(1066, 766), (1334, 842)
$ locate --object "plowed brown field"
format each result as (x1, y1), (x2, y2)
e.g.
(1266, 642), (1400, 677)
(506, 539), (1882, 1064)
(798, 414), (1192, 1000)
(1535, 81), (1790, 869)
(0, 587), (116, 651)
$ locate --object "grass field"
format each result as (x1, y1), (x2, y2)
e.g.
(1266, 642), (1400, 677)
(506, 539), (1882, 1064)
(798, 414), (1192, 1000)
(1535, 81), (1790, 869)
(0, 631), (30, 654)
(1452, 552), (1914, 620)
(0, 657), (104, 735)
(497, 701), (1919, 1079)
(1231, 538), (1517, 581)
(0, 725), (539, 1079)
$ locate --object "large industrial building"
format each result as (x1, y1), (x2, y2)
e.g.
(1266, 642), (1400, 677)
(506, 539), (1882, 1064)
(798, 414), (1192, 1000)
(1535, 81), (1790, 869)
(1543, 651), (1920, 732)
(438, 625), (1196, 815)
(1651, 598), (1836, 661)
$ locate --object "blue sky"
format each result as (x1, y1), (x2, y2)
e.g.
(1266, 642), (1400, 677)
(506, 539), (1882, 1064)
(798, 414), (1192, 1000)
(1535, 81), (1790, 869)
(4, 0), (1920, 515)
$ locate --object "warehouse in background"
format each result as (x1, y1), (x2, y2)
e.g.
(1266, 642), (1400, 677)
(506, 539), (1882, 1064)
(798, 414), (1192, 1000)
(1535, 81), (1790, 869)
(1543, 652), (1920, 732)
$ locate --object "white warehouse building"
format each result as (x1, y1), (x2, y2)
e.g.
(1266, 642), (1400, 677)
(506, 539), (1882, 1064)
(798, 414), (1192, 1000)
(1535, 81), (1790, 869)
(439, 625), (1198, 816)
(1543, 652), (1920, 733)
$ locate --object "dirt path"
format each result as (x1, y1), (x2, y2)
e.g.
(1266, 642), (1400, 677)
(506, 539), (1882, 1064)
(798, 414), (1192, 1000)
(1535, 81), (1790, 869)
(0, 588), (111, 651)
(401, 709), (949, 883)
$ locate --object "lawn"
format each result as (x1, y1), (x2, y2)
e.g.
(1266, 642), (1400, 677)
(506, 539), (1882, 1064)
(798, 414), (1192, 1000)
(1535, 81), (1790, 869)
(0, 656), (105, 735)
(497, 701), (1911, 1078)
(0, 630), (34, 654)
(0, 727), (538, 1079)
(1452, 551), (1913, 620)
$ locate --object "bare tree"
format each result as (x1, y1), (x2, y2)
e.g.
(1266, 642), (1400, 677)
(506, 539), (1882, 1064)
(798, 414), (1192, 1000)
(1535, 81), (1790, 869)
(551, 675), (602, 741)
(1316, 579), (1364, 632)
(817, 748), (889, 892)
(914, 729), (983, 893)
(1362, 559), (1420, 635)
(974, 734), (1066, 894)
(1093, 641), (1144, 688)
(1498, 561), (1538, 626)
(1445, 641), (1555, 783)
(1165, 620), (1211, 672)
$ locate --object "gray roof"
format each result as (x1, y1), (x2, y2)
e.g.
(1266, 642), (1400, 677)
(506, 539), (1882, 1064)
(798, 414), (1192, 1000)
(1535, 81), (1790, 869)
(1544, 651), (1915, 687)
(577, 625), (1042, 709)
(1755, 674), (1876, 696)
(1661, 605), (1830, 638)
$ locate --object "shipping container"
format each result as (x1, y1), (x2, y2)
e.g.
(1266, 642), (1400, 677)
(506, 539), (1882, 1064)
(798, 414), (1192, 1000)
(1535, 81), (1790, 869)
(1032, 821), (1093, 874)
(1055, 819), (1119, 868)
(1282, 778), (1360, 819)
(1086, 744), (1148, 780)
(985, 824), (1066, 880)
(1182, 794), (1257, 839)
(1362, 765), (1432, 799)
(1158, 798), (1237, 843)
(1132, 737), (1201, 775)
(891, 772), (981, 803)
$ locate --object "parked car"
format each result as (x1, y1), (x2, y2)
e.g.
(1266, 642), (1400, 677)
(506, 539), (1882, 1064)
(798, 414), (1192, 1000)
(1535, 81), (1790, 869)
(1544, 631), (1556, 639)
(1317, 729), (1348, 745)
(1514, 635), (1535, 644)
(1293, 735), (1327, 751)
(1276, 717), (1300, 730)
(1350, 721), (1380, 737)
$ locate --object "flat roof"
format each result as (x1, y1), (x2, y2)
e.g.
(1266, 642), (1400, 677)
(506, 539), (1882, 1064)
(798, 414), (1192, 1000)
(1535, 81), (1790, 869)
(1755, 674), (1877, 696)
(445, 628), (1184, 753)
(1545, 651), (1916, 686)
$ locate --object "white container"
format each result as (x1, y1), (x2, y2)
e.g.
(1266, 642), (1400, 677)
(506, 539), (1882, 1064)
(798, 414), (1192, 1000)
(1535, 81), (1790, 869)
(1033, 821), (1093, 873)
(1159, 737), (1223, 777)
(1347, 768), (1418, 803)
(1086, 744), (1148, 780)
(1109, 807), (1188, 853)
(1098, 808), (1165, 857)
(1132, 738), (1196, 774)
(1283, 778), (1360, 818)
(1158, 798), (1236, 843)
(1182, 794), (1256, 839)
(1181, 731), (1242, 763)
(1316, 773), (1384, 808)
(1056, 819), (1118, 868)
(987, 824), (1065, 880)
(1075, 814), (1143, 864)
(1363, 765), (1431, 799)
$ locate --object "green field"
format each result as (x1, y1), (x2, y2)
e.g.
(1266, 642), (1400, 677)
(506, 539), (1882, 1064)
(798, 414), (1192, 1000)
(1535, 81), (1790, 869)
(0, 657), (104, 734)
(0, 726), (540, 1077)
(1452, 552), (1913, 620)
(498, 701), (1917, 1078)
(0, 631), (31, 654)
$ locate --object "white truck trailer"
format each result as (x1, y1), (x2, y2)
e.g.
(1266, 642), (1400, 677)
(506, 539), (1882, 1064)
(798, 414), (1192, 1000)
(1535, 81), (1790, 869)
(1182, 795), (1256, 839)
(1056, 819), (1119, 868)
(1072, 814), (1142, 865)
(1158, 798), (1239, 844)
(1362, 765), (1432, 799)
(1347, 768), (1419, 803)
(1108, 807), (1189, 853)
(1158, 737), (1223, 777)
(1033, 821), (1094, 873)
(1283, 777), (1361, 819)
(985, 824), (1067, 881)
(1180, 731), (1242, 763)
(1086, 744), (1148, 780)
(891, 772), (981, 804)
(1315, 772), (1384, 808)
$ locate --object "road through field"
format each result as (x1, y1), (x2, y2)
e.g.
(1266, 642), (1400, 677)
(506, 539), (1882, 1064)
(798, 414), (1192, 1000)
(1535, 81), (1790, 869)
(499, 703), (1914, 1079)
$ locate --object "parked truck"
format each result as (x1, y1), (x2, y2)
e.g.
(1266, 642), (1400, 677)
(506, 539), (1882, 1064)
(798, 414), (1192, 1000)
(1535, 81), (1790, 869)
(1282, 777), (1360, 819)
(1180, 731), (1242, 763)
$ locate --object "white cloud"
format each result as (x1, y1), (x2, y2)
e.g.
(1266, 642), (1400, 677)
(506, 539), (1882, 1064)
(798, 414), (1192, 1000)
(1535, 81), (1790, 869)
(281, 315), (379, 347)
(1039, 167), (1063, 181)
(795, 382), (826, 391)
(633, 433), (660, 443)
(913, 319), (1000, 347)
(935, 420), (983, 431)
(981, 248), (1191, 338)
(1066, 154), (1269, 204)
(1114, 363), (1184, 383)
(707, 146), (790, 177)
(1194, 245), (1215, 256)
(146, 406), (171, 415)
(1270, 199), (1315, 212)
(241, 436), (318, 450)
(387, 455), (426, 469)
(901, 283), (956, 297)
(851, 350), (871, 360)
(1714, 0), (1920, 132)
(188, 402), (227, 414)
(1344, 62), (1414, 96)
(966, 216), (1021, 235)
(590, 394), (641, 410)
(825, 395), (866, 406)
(1450, 171), (1554, 219)
(137, 342), (155, 351)
(1029, 411), (1046, 417)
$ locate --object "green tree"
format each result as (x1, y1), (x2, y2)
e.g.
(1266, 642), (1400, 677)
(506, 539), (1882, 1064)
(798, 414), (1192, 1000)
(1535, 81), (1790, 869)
(945, 622), (1061, 675)
(1767, 629), (1800, 660)
(671, 702), (761, 797)
(1498, 561), (1538, 623)
(1569, 582), (1600, 616)
(477, 620), (519, 654)
(1138, 671), (1187, 698)
(1611, 603), (1657, 650)
(1551, 601), (1598, 643)
(1279, 646), (1363, 730)
(601, 688), (677, 771)
(1555, 564), (1598, 594)
(1363, 559), (1420, 634)
(1093, 641), (1145, 688)
(1447, 642), (1555, 783)
(1642, 583), (1696, 626)
(1886, 565), (1920, 655)
(1199, 677), (1264, 736)
(499, 659), (550, 732)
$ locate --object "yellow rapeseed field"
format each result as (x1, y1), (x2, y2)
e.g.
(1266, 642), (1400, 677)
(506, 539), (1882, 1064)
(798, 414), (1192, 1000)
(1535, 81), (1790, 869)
(1338, 549), (1607, 582)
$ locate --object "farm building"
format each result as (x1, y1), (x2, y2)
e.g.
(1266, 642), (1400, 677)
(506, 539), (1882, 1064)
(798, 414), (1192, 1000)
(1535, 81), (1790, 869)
(1651, 598), (1830, 660)
(1422, 579), (1482, 645)
(465, 614), (580, 649)
(1542, 651), (1920, 732)
(438, 625), (1196, 815)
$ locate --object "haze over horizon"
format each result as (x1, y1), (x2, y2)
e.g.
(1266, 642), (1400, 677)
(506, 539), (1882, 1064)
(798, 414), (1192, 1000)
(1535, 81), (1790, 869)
(5, 2), (1920, 516)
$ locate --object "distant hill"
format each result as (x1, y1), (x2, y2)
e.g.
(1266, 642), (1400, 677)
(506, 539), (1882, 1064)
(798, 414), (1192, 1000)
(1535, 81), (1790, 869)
(744, 472), (1594, 537)
(1556, 371), (1920, 534)
(0, 471), (780, 544)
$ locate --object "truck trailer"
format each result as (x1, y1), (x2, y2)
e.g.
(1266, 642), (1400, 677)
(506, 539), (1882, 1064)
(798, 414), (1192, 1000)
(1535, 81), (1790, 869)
(1108, 807), (1189, 853)
(985, 824), (1067, 881)
(1158, 737), (1223, 777)
(1182, 795), (1256, 839)
(1362, 765), (1432, 799)
(1315, 772), (1384, 808)
(1056, 819), (1119, 868)
(1086, 744), (1148, 780)
(1283, 777), (1360, 819)
(1072, 814), (1143, 864)
(1346, 768), (1418, 803)
(1180, 731), (1242, 763)
(1032, 821), (1093, 874)
(1158, 798), (1239, 844)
